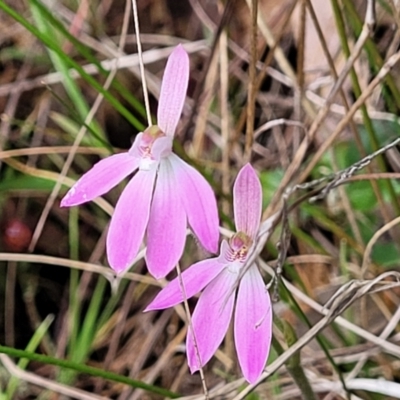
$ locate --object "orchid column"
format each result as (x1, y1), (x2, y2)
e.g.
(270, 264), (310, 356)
(61, 45), (219, 278)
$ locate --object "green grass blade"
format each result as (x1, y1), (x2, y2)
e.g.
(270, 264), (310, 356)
(0, 1), (143, 130)
(0, 345), (179, 398)
(29, 0), (147, 120)
(29, 0), (105, 147)
(5, 315), (54, 399)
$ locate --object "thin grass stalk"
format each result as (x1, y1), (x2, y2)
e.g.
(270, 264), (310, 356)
(278, 281), (351, 399)
(295, 50), (400, 188)
(131, 0), (152, 126)
(271, 328), (318, 400)
(182, 0), (235, 144)
(59, 276), (108, 385)
(244, 0), (258, 162)
(29, 1), (104, 145)
(0, 2), (143, 129)
(67, 207), (80, 362)
(305, 0), (364, 245)
(294, 0), (306, 155)
(191, 48), (219, 158)
(94, 280), (136, 394)
(331, 0), (400, 228)
(342, 0), (400, 111)
(234, 0), (298, 140)
(27, 0), (134, 253)
(176, 263), (210, 399)
(263, 3), (385, 216)
(29, 0), (147, 122)
(0, 345), (179, 398)
(332, 0), (399, 183)
(4, 261), (16, 348)
(219, 23), (230, 217)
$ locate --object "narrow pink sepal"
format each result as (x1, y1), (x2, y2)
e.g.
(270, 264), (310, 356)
(187, 267), (238, 373)
(169, 153), (219, 254)
(61, 153), (138, 207)
(234, 265), (272, 383)
(107, 168), (157, 274)
(157, 45), (189, 136)
(146, 159), (187, 278)
(144, 258), (225, 311)
(233, 164), (262, 239)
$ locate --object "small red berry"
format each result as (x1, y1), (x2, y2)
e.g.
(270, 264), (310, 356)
(4, 219), (32, 252)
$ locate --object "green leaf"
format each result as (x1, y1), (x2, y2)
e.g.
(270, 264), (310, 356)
(0, 175), (56, 192)
(345, 180), (376, 212)
(259, 169), (284, 208)
(372, 243), (400, 268)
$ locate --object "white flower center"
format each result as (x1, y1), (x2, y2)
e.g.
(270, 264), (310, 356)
(137, 125), (169, 170)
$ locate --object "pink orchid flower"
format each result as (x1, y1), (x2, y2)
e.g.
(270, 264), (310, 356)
(61, 45), (219, 278)
(145, 164), (272, 383)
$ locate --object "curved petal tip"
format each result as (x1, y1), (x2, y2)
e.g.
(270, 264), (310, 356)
(61, 153), (138, 207)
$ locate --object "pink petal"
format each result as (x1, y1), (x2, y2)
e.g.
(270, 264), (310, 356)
(187, 267), (238, 373)
(234, 164), (262, 239)
(146, 158), (187, 278)
(151, 135), (173, 160)
(234, 264), (272, 383)
(107, 168), (157, 274)
(157, 45), (189, 136)
(61, 153), (138, 207)
(169, 153), (219, 254)
(144, 258), (226, 311)
(217, 239), (235, 263)
(128, 132), (143, 158)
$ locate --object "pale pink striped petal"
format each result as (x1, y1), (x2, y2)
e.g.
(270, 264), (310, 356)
(233, 164), (262, 239)
(107, 168), (157, 274)
(61, 153), (138, 207)
(234, 265), (272, 383)
(217, 240), (233, 263)
(151, 135), (173, 160)
(169, 153), (219, 254)
(157, 45), (189, 136)
(187, 267), (238, 373)
(128, 132), (143, 158)
(145, 258), (226, 311)
(146, 158), (187, 278)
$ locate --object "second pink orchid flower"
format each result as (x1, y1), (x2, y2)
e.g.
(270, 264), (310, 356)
(146, 164), (272, 383)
